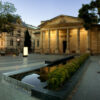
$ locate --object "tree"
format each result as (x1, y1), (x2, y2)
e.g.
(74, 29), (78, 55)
(0, 1), (22, 32)
(24, 30), (31, 52)
(0, 1), (16, 15)
(78, 0), (100, 30)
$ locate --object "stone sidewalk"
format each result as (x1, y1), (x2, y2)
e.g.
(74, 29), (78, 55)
(67, 56), (100, 100)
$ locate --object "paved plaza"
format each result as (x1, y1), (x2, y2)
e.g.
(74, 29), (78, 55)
(0, 54), (67, 100)
(0, 55), (100, 100)
(0, 54), (67, 70)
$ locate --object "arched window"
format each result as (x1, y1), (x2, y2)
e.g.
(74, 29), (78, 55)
(10, 39), (13, 46)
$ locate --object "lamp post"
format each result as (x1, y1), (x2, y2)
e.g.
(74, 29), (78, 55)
(16, 38), (20, 56)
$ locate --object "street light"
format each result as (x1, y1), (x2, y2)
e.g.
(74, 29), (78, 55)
(17, 38), (20, 42)
(16, 37), (20, 56)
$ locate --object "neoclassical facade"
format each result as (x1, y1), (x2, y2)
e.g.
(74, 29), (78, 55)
(34, 15), (100, 54)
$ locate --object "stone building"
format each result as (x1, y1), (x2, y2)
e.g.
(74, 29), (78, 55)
(0, 24), (37, 54)
(34, 15), (100, 54)
(32, 29), (40, 53)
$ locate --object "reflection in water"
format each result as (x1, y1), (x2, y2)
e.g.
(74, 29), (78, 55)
(12, 63), (67, 89)
(21, 73), (47, 89)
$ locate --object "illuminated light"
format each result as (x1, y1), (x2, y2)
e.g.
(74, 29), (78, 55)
(23, 47), (28, 57)
(17, 38), (20, 42)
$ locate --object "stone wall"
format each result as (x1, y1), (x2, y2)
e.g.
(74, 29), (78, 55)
(90, 27), (100, 54)
(80, 28), (88, 53)
(0, 32), (6, 50)
(69, 28), (77, 53)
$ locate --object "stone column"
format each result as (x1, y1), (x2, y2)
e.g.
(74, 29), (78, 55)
(40, 31), (43, 53)
(66, 28), (70, 54)
(55, 29), (59, 53)
(87, 30), (90, 53)
(47, 30), (50, 53)
(76, 28), (80, 54)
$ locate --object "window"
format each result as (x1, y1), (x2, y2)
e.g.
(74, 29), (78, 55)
(17, 34), (21, 37)
(10, 40), (13, 46)
(17, 41), (20, 46)
(33, 40), (35, 48)
(18, 30), (21, 33)
(10, 32), (13, 36)
(37, 40), (39, 47)
(1, 41), (3, 46)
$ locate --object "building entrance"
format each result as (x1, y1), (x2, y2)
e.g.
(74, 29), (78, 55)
(63, 41), (67, 53)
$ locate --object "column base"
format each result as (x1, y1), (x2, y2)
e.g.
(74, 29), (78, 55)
(66, 50), (70, 54)
(86, 50), (90, 53)
(46, 48), (50, 54)
(55, 49), (59, 54)
(76, 50), (80, 54)
(40, 48), (43, 54)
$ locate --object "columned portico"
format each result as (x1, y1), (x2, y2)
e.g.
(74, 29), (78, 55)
(66, 28), (70, 54)
(76, 28), (80, 54)
(55, 29), (59, 53)
(39, 15), (97, 54)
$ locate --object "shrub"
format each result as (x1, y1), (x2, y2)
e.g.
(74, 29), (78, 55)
(48, 67), (69, 89)
(47, 53), (90, 89)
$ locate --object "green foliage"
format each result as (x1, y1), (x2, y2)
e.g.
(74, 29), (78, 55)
(48, 67), (69, 89)
(47, 53), (90, 90)
(94, 0), (100, 15)
(0, 1), (16, 15)
(0, 1), (22, 32)
(78, 0), (100, 30)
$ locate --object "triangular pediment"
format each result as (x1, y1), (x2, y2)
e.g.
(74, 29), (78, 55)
(40, 15), (83, 28)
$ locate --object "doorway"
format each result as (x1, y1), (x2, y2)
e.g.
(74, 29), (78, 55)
(63, 41), (67, 53)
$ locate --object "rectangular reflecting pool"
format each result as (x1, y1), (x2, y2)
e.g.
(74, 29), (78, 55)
(10, 63), (67, 89)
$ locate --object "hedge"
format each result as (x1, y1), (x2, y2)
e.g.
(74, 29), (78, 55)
(47, 53), (90, 89)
